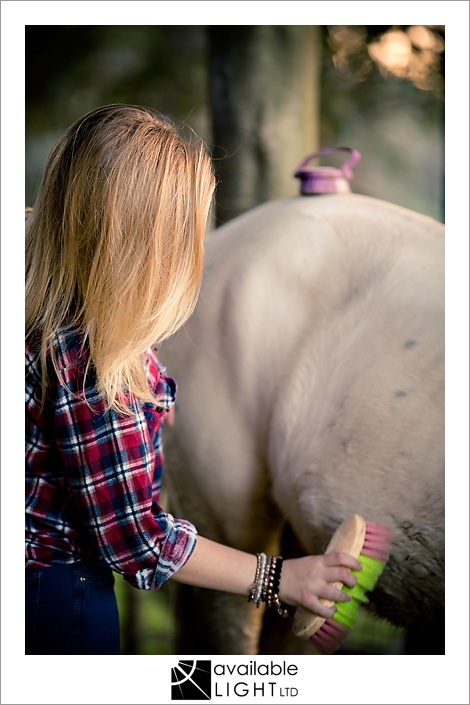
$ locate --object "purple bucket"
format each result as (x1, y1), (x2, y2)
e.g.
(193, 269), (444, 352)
(295, 147), (361, 195)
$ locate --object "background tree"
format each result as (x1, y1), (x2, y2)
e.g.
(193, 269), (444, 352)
(208, 26), (320, 224)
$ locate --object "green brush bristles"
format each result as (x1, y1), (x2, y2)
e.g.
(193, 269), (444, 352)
(332, 553), (386, 630)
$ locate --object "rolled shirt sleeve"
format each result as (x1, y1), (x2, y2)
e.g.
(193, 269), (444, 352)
(51, 349), (197, 590)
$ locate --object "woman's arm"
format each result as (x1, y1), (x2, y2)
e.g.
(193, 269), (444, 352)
(170, 535), (362, 620)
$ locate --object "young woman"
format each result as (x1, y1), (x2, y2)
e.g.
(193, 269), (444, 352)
(25, 104), (361, 655)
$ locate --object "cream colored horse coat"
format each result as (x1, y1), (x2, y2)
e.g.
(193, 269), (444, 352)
(159, 194), (444, 655)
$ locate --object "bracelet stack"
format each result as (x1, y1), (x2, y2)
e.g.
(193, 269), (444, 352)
(248, 553), (288, 618)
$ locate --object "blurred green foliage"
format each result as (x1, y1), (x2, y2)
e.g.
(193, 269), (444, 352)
(114, 574), (176, 655)
(26, 25), (444, 219)
(26, 25), (209, 131)
(319, 25), (444, 221)
(26, 25), (210, 203)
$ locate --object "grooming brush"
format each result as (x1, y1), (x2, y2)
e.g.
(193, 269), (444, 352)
(292, 514), (391, 654)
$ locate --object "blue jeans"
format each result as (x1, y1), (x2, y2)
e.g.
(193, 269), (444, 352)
(25, 561), (120, 655)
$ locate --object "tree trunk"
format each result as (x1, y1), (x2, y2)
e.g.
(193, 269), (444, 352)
(208, 26), (321, 225)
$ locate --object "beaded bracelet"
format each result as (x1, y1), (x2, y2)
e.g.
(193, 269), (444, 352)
(254, 553), (267, 605)
(248, 552), (265, 607)
(248, 553), (288, 618)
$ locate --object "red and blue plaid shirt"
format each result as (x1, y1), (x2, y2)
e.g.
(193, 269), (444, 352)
(25, 327), (197, 590)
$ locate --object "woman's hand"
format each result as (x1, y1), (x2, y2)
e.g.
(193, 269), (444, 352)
(279, 553), (362, 619)
(171, 535), (361, 621)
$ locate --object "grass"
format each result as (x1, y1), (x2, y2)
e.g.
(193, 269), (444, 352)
(114, 574), (176, 655)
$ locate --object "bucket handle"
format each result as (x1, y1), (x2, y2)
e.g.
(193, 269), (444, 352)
(296, 147), (361, 179)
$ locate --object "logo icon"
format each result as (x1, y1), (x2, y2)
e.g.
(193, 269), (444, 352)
(171, 660), (212, 700)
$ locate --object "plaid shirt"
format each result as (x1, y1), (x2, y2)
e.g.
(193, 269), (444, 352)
(25, 327), (197, 590)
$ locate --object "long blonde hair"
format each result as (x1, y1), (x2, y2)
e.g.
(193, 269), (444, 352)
(26, 104), (215, 412)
